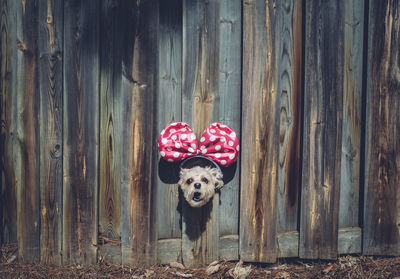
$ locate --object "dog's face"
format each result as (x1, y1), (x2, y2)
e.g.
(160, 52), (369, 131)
(178, 166), (224, 208)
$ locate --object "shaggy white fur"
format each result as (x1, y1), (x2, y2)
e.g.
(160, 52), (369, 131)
(178, 166), (224, 208)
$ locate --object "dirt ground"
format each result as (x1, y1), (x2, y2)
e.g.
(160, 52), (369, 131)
(1, 244), (399, 278)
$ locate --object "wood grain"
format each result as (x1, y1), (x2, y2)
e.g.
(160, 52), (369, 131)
(276, 0), (302, 234)
(338, 227), (361, 255)
(300, 0), (344, 260)
(275, 228), (362, 258)
(219, 235), (238, 260)
(120, 0), (158, 266)
(157, 0), (182, 241)
(240, 0), (279, 263)
(99, 0), (123, 264)
(218, 0), (241, 244)
(63, 0), (99, 264)
(0, 0), (17, 245)
(15, 0), (41, 263)
(38, 0), (63, 265)
(363, 0), (400, 256)
(157, 239), (181, 264)
(339, 0), (364, 229)
(182, 0), (220, 266)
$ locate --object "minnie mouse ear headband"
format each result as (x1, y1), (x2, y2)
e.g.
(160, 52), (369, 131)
(158, 122), (239, 168)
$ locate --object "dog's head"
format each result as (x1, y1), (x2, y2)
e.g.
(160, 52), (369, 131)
(178, 166), (224, 208)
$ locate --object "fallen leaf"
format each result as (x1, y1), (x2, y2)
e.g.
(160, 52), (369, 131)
(206, 264), (220, 275)
(323, 264), (333, 274)
(272, 264), (288, 270)
(228, 260), (252, 279)
(276, 271), (290, 279)
(144, 269), (154, 278)
(170, 262), (185, 269)
(208, 260), (220, 267)
(176, 272), (193, 278)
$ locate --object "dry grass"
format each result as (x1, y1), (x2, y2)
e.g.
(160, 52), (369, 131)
(1, 244), (399, 278)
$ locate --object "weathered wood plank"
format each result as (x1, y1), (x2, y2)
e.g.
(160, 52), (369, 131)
(339, 0), (364, 229)
(363, 0), (400, 256)
(300, 0), (344, 260)
(157, 239), (181, 264)
(38, 0), (63, 265)
(276, 0), (302, 234)
(157, 0), (182, 241)
(63, 0), (99, 264)
(182, 0), (220, 266)
(219, 235), (238, 261)
(0, 0), (17, 245)
(240, 0), (279, 263)
(218, 0), (241, 245)
(15, 0), (41, 263)
(0, 0), (2, 250)
(338, 227), (361, 255)
(99, 0), (123, 264)
(120, 0), (158, 266)
(275, 228), (362, 258)
(277, 231), (299, 258)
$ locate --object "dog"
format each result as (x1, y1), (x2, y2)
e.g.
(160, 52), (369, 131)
(178, 166), (224, 208)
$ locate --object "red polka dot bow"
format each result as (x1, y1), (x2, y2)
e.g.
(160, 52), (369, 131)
(158, 122), (239, 166)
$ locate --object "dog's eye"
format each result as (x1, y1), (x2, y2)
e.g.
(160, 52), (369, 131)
(201, 177), (209, 184)
(186, 178), (193, 184)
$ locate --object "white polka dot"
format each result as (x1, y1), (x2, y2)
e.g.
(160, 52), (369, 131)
(166, 147), (172, 151)
(173, 152), (179, 158)
(175, 143), (181, 148)
(191, 143), (196, 149)
(210, 129), (216, 133)
(236, 145), (240, 151)
(220, 137), (226, 142)
(201, 148), (207, 154)
(230, 132), (236, 138)
(229, 154), (235, 160)
(160, 151), (165, 157)
(228, 141), (234, 146)
(171, 135), (177, 140)
(220, 124), (227, 128)
(168, 159), (174, 162)
(161, 138), (167, 144)
(215, 145), (221, 151)
(221, 160), (226, 165)
(200, 137), (205, 142)
(161, 129), (165, 135)
(171, 122), (177, 126)
(191, 134), (196, 140)
(170, 129), (176, 133)
(210, 135), (216, 141)
(215, 153), (221, 158)
(181, 128), (187, 131)
(212, 123), (217, 126)
(181, 134), (187, 140)
(221, 131), (226, 135)
(200, 145), (206, 150)
(188, 147), (194, 153)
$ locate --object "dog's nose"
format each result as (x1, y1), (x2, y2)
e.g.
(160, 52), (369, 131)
(194, 183), (201, 189)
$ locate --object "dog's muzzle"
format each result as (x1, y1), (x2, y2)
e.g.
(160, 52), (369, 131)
(192, 191), (203, 202)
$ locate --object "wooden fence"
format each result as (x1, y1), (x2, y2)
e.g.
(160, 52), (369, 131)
(0, 0), (399, 267)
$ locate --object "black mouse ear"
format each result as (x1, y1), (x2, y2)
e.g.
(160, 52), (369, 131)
(158, 159), (181, 184)
(220, 161), (237, 184)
